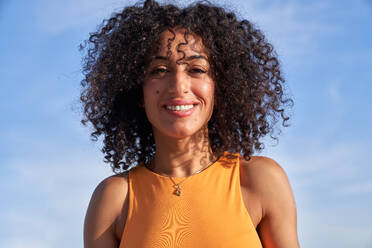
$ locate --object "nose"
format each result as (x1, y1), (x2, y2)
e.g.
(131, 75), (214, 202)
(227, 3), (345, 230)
(168, 68), (190, 95)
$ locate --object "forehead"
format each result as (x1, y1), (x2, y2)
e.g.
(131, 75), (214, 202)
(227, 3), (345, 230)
(153, 28), (208, 57)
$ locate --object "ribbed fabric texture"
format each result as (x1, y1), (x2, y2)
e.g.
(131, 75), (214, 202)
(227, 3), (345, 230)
(119, 153), (263, 248)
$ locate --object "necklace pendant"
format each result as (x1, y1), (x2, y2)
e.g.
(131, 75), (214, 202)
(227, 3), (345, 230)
(174, 184), (182, 196)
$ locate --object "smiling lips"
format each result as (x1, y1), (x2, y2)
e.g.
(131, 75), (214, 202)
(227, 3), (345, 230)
(165, 105), (194, 111)
(162, 100), (198, 117)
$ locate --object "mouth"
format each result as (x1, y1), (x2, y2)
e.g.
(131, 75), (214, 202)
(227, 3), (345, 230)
(164, 104), (196, 111)
(161, 102), (198, 117)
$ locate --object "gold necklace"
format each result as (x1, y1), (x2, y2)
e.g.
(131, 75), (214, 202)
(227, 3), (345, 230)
(147, 157), (217, 197)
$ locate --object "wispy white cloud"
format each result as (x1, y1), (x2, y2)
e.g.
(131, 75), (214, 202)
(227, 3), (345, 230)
(33, 0), (136, 35)
(2, 156), (112, 247)
(326, 80), (342, 105)
(232, 0), (338, 65)
(339, 181), (372, 195)
(299, 210), (372, 248)
(265, 137), (368, 176)
(262, 137), (372, 247)
(336, 49), (372, 69)
(1, 124), (113, 247)
(1, 210), (58, 248)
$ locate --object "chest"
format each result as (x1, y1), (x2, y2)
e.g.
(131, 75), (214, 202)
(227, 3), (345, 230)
(115, 182), (263, 242)
(120, 193), (262, 248)
(115, 162), (264, 244)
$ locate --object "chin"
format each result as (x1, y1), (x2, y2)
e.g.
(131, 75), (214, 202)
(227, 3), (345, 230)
(158, 125), (206, 139)
(165, 129), (196, 139)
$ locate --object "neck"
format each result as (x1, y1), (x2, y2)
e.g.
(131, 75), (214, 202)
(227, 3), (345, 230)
(149, 127), (216, 177)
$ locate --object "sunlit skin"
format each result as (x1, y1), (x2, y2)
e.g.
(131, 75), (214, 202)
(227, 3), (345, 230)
(143, 31), (214, 139)
(84, 28), (299, 248)
(142, 29), (216, 177)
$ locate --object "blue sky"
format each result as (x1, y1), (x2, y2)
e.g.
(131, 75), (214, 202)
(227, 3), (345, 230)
(1, 0), (371, 247)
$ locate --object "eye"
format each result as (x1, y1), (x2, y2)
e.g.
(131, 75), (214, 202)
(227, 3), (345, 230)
(190, 68), (207, 74)
(150, 67), (169, 75)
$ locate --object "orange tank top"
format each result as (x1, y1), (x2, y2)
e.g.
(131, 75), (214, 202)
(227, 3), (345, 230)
(119, 153), (263, 248)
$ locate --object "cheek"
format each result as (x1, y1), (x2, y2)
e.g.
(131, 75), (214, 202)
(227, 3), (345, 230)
(198, 80), (215, 105)
(143, 81), (161, 104)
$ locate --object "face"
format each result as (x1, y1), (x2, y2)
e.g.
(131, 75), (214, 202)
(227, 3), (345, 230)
(143, 29), (215, 139)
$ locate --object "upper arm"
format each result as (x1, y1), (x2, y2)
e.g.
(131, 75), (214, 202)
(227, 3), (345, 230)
(84, 174), (128, 248)
(243, 157), (299, 248)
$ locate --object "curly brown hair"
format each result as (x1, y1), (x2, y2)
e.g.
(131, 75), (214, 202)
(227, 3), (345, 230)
(80, 0), (293, 172)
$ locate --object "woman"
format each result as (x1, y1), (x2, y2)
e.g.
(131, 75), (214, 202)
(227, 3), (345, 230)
(81, 0), (299, 247)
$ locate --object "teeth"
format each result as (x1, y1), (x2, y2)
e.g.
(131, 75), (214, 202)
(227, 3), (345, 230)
(166, 105), (194, 111)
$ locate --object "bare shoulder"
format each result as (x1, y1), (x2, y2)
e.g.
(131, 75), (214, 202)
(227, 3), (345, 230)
(240, 156), (295, 216)
(88, 173), (129, 215)
(84, 172), (129, 247)
(240, 156), (289, 188)
(240, 156), (299, 247)
(93, 173), (129, 201)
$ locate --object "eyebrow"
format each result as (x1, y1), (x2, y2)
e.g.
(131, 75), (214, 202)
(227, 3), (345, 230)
(150, 55), (209, 62)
